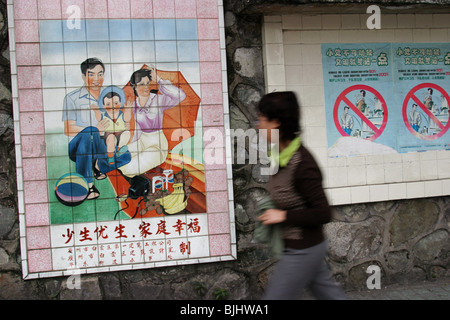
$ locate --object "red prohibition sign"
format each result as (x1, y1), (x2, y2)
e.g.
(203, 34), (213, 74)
(333, 84), (388, 141)
(402, 83), (450, 140)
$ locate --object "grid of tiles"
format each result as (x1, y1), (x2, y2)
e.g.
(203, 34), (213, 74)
(8, 0), (236, 279)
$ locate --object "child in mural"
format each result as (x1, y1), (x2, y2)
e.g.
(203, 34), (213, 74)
(91, 86), (132, 165)
(62, 58), (131, 200)
(118, 66), (187, 177)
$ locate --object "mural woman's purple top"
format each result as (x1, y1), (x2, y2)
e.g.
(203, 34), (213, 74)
(133, 79), (186, 137)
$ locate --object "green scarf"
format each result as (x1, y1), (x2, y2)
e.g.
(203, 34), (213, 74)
(271, 137), (301, 168)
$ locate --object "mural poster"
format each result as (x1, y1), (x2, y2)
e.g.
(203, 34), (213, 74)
(9, 0), (236, 279)
(322, 43), (450, 157)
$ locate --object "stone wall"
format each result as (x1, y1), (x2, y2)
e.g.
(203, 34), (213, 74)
(0, 0), (448, 300)
(327, 199), (449, 287)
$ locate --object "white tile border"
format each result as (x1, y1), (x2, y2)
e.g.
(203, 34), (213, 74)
(327, 179), (450, 206)
(8, 0), (29, 280)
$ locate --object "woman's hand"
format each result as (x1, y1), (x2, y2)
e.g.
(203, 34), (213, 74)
(144, 65), (161, 82)
(258, 209), (287, 225)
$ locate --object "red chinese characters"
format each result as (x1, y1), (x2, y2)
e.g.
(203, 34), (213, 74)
(56, 216), (206, 269)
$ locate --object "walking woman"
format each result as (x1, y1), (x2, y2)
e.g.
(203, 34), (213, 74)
(256, 91), (346, 300)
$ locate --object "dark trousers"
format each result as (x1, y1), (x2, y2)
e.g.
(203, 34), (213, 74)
(263, 241), (347, 300)
(68, 126), (131, 183)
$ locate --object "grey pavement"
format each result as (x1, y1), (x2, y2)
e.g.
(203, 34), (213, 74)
(299, 277), (449, 300)
(344, 277), (450, 300)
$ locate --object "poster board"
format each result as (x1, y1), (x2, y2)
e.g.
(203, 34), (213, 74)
(322, 43), (450, 156)
(8, 0), (236, 280)
(321, 42), (450, 204)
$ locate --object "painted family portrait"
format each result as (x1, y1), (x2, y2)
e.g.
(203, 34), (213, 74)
(10, 0), (237, 279)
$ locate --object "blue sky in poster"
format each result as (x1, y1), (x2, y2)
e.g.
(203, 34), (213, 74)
(39, 19), (200, 89)
(322, 42), (450, 156)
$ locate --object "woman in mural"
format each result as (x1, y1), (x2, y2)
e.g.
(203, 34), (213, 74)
(118, 66), (187, 177)
(256, 91), (347, 300)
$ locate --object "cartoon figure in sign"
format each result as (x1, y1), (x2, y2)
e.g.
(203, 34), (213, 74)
(408, 103), (421, 132)
(441, 94), (449, 114)
(62, 58), (131, 200)
(424, 88), (434, 111)
(356, 89), (367, 112)
(92, 86), (132, 165)
(340, 106), (353, 135)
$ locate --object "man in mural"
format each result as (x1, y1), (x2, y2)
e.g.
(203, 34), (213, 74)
(62, 58), (131, 200)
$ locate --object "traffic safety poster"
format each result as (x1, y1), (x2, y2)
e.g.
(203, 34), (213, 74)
(322, 43), (450, 156)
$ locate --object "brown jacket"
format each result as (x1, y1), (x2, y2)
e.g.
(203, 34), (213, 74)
(267, 145), (331, 249)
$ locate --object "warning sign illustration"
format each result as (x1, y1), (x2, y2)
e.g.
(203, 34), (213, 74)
(334, 85), (388, 141)
(402, 83), (450, 140)
(322, 42), (450, 156)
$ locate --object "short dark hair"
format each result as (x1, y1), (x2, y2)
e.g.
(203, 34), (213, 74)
(81, 58), (105, 75)
(257, 91), (301, 142)
(103, 91), (122, 103)
(130, 69), (153, 97)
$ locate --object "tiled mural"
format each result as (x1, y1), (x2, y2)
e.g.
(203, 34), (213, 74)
(8, 0), (235, 279)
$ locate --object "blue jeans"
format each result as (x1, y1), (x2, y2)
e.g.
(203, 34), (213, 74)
(68, 126), (131, 183)
(343, 127), (352, 135)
